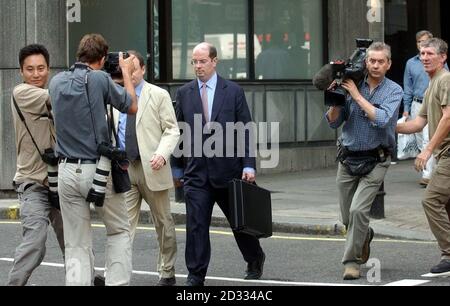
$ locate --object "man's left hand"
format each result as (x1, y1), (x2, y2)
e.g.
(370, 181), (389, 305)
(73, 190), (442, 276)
(151, 154), (166, 171)
(242, 171), (256, 183)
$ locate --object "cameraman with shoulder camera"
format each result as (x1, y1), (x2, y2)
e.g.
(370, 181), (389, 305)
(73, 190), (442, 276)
(326, 42), (403, 281)
(7, 44), (65, 286)
(49, 34), (137, 286)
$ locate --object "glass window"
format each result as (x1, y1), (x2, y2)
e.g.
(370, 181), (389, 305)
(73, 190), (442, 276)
(68, 0), (147, 68)
(254, 0), (323, 80)
(172, 0), (249, 80)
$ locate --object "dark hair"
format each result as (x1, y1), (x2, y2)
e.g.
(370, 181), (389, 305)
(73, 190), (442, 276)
(19, 44), (50, 70)
(208, 44), (218, 59)
(76, 33), (109, 63)
(127, 50), (146, 67)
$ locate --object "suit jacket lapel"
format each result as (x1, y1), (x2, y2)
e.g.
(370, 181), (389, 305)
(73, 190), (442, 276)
(137, 82), (150, 125)
(210, 76), (227, 123)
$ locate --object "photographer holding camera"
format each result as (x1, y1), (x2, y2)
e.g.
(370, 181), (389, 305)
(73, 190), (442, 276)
(7, 44), (65, 286)
(49, 34), (137, 286)
(325, 42), (403, 280)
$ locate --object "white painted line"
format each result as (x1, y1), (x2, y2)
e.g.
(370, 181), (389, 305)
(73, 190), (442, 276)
(422, 272), (450, 278)
(0, 258), (431, 286)
(384, 279), (431, 286)
(0, 258), (366, 286)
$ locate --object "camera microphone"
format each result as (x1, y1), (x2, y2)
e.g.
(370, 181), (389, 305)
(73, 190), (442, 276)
(313, 64), (334, 91)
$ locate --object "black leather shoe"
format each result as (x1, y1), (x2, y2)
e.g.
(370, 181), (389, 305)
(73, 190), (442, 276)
(157, 276), (176, 286)
(186, 278), (204, 287)
(245, 252), (265, 280)
(94, 275), (105, 286)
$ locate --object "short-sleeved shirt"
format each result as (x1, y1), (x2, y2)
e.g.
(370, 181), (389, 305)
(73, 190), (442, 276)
(419, 68), (450, 158)
(49, 63), (131, 159)
(11, 83), (56, 185)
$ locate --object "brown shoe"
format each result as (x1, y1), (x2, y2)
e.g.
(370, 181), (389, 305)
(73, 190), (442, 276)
(343, 265), (361, 280)
(361, 227), (374, 264)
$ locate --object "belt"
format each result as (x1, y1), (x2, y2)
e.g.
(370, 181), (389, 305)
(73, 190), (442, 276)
(413, 97), (423, 103)
(346, 147), (391, 158)
(60, 158), (98, 164)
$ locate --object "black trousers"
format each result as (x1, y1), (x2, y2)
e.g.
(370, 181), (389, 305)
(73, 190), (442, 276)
(184, 183), (264, 282)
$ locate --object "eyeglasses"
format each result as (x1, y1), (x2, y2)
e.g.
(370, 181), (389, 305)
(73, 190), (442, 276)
(191, 59), (211, 66)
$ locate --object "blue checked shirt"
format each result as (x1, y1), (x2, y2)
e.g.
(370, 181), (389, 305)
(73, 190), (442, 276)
(327, 77), (403, 152)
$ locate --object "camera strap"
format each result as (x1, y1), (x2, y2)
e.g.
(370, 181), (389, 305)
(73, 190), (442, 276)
(12, 95), (45, 160)
(109, 104), (120, 147)
(84, 70), (113, 148)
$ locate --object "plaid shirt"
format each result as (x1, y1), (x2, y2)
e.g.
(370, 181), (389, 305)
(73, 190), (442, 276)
(327, 77), (403, 152)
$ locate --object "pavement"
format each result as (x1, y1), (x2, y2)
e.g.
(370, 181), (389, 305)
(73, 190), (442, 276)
(0, 160), (437, 241)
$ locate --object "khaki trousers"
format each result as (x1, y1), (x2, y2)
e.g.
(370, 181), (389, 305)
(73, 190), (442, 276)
(126, 160), (177, 278)
(422, 155), (450, 259)
(7, 183), (64, 286)
(58, 162), (132, 286)
(337, 158), (390, 265)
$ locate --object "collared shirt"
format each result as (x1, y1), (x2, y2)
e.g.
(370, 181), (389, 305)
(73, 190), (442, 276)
(118, 80), (144, 150)
(50, 63), (131, 159)
(11, 83), (55, 185)
(327, 77), (403, 152)
(197, 73), (217, 122)
(403, 55), (430, 113)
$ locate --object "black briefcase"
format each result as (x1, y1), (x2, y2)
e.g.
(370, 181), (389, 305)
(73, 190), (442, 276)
(228, 179), (272, 238)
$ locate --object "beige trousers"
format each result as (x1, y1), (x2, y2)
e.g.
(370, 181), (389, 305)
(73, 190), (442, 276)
(337, 158), (390, 265)
(126, 160), (177, 278)
(422, 155), (450, 259)
(58, 162), (132, 286)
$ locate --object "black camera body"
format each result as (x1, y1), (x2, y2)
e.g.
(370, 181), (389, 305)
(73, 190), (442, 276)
(42, 148), (59, 166)
(98, 142), (127, 161)
(103, 52), (129, 79)
(319, 39), (373, 106)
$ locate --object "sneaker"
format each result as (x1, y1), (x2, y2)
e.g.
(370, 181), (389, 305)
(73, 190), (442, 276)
(343, 264), (360, 280)
(361, 227), (374, 264)
(430, 259), (450, 274)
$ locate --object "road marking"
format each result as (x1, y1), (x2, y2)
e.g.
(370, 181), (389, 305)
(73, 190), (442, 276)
(0, 258), (432, 286)
(0, 221), (435, 244)
(422, 272), (450, 278)
(0, 258), (364, 286)
(384, 279), (431, 286)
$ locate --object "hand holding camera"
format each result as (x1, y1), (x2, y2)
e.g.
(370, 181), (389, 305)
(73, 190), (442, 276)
(119, 52), (136, 77)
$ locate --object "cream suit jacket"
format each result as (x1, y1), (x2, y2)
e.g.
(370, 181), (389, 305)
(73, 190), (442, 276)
(114, 81), (180, 191)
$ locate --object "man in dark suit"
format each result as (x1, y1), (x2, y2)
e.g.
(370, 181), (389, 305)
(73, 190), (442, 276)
(172, 42), (265, 286)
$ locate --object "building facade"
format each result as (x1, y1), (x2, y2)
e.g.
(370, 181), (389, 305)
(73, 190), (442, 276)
(0, 0), (447, 191)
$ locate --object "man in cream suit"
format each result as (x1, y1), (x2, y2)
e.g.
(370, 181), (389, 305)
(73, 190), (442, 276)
(116, 50), (180, 286)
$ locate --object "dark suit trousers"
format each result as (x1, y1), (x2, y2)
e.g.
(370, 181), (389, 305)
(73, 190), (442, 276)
(184, 183), (264, 282)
